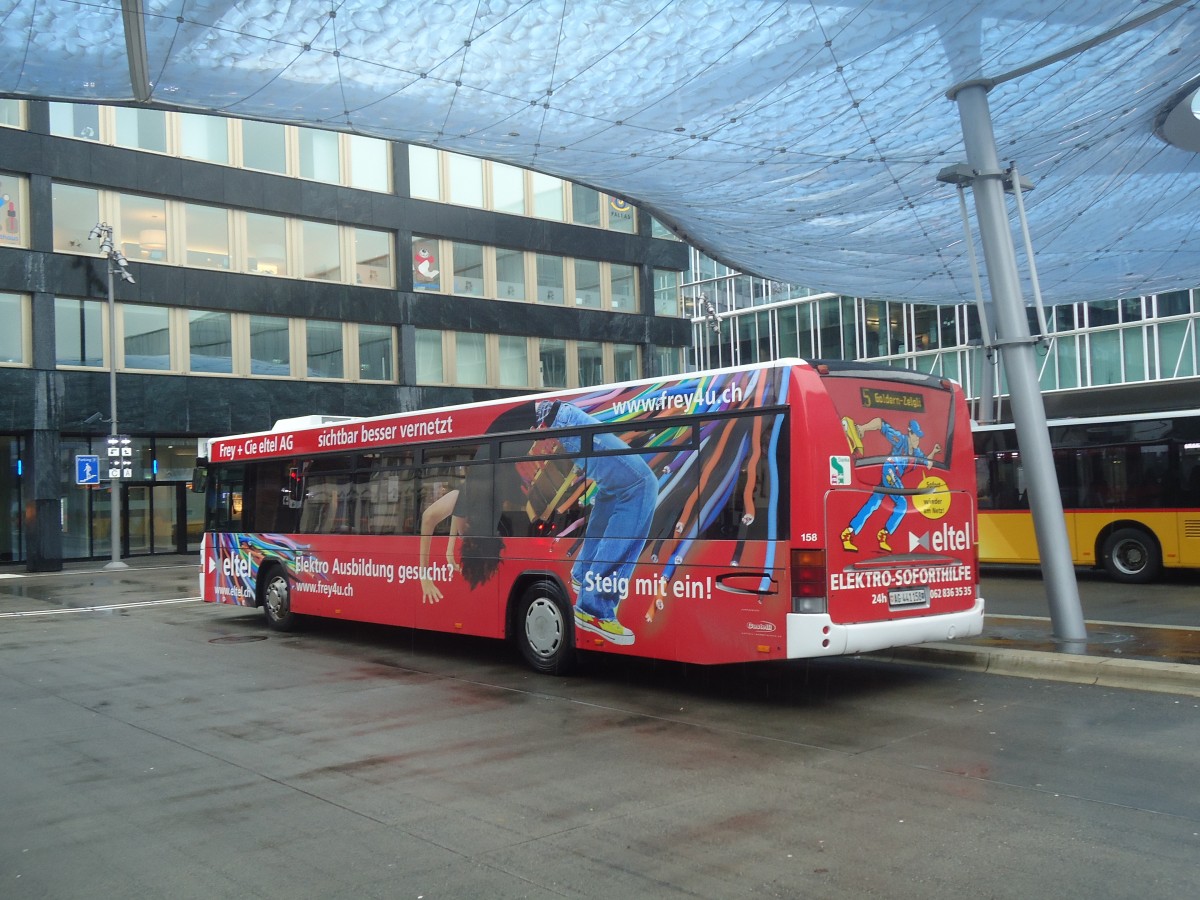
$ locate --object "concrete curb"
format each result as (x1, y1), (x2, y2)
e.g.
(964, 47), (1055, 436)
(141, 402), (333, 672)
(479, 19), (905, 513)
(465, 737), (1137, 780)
(875, 642), (1200, 698)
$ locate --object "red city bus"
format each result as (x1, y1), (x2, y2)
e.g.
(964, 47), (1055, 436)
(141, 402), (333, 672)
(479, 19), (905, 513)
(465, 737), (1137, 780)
(198, 360), (983, 673)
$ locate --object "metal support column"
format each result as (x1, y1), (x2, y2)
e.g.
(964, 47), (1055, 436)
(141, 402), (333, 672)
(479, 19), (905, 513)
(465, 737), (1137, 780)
(950, 81), (1087, 645)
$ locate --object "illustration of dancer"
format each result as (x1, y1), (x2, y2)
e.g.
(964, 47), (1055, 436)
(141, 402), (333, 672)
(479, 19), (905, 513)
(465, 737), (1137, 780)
(840, 417), (940, 552)
(418, 399), (658, 646)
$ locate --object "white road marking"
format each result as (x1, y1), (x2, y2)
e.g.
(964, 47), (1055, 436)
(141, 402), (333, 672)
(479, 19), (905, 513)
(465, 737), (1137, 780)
(0, 597), (201, 618)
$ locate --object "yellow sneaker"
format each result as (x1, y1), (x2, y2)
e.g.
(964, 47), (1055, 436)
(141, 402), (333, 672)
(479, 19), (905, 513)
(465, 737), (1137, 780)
(877, 529), (892, 552)
(841, 527), (858, 552)
(575, 610), (635, 646)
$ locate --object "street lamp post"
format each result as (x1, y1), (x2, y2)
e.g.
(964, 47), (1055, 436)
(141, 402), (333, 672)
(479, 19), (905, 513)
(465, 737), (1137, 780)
(90, 223), (135, 571)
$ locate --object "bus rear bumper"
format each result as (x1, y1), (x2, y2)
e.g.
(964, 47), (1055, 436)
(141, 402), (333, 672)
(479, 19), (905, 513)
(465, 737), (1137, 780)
(786, 598), (985, 658)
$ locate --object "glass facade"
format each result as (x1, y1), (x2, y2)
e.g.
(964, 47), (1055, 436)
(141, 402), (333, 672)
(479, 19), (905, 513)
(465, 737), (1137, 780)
(683, 246), (1200, 411)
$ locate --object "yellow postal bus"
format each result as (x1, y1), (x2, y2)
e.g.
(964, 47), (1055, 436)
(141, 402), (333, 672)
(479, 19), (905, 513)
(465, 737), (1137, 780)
(974, 410), (1200, 583)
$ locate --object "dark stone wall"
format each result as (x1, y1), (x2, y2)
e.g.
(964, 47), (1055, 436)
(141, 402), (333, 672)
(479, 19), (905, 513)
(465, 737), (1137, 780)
(0, 103), (691, 567)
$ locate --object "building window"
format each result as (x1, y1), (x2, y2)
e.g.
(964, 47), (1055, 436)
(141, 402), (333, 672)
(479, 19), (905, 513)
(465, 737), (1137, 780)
(574, 259), (601, 308)
(455, 331), (487, 384)
(539, 338), (567, 388)
(608, 197), (636, 233)
(412, 236), (442, 291)
(0, 293), (27, 365)
(298, 128), (340, 184)
(122, 304), (172, 371)
(300, 221), (341, 281)
(246, 213), (287, 276)
(415, 328), (444, 383)
(536, 254), (564, 304)
(305, 320), (344, 379)
(655, 346), (685, 377)
(242, 120), (287, 174)
(451, 241), (484, 296)
(572, 185), (601, 226)
(347, 134), (389, 192)
(250, 315), (291, 376)
(358, 324), (394, 381)
(532, 172), (564, 221)
(116, 193), (168, 262)
(496, 248), (526, 300)
(654, 269), (680, 316)
(189, 310), (233, 373)
(51, 183), (100, 253)
(577, 341), (604, 387)
(54, 297), (104, 367)
(0, 171), (27, 247)
(409, 145), (441, 200)
(179, 113), (229, 164)
(183, 203), (230, 269)
(354, 228), (393, 287)
(0, 99), (22, 128)
(493, 163), (525, 214)
(49, 102), (100, 140)
(447, 152), (485, 207)
(613, 343), (639, 382)
(498, 335), (529, 387)
(610, 264), (637, 312)
(114, 107), (167, 153)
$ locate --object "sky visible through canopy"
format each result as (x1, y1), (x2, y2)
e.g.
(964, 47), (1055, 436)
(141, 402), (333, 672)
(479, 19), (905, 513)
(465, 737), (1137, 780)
(2, 0), (1199, 305)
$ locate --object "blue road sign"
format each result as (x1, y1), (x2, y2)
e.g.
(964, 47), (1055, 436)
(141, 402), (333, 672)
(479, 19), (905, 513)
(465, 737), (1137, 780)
(75, 455), (100, 485)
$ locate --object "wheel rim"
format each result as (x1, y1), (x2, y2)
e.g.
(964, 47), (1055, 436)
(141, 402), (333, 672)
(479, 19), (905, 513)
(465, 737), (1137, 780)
(264, 576), (289, 619)
(1112, 539), (1147, 576)
(524, 595), (564, 659)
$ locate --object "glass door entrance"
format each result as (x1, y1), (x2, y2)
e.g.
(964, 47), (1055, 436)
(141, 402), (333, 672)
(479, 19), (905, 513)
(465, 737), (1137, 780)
(123, 483), (196, 557)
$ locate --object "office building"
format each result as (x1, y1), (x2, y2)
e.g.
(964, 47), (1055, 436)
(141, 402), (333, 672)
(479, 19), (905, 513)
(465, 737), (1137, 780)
(0, 100), (690, 569)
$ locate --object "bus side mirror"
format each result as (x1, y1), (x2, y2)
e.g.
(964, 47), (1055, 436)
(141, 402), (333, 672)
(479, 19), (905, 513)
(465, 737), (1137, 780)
(190, 466), (208, 493)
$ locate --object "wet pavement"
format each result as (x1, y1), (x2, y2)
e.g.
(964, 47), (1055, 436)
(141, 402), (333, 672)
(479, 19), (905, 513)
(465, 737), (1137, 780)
(3, 555), (1199, 899)
(3, 555), (1198, 691)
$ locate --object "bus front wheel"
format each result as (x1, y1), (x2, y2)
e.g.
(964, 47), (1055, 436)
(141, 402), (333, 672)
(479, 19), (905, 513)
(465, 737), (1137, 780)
(516, 581), (575, 675)
(1101, 528), (1161, 584)
(261, 565), (299, 631)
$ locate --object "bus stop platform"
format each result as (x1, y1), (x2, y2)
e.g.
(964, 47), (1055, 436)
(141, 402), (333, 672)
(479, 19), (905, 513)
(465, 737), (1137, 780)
(882, 611), (1200, 698)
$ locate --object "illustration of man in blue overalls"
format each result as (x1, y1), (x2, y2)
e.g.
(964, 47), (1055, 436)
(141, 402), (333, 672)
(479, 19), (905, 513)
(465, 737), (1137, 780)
(840, 417), (940, 552)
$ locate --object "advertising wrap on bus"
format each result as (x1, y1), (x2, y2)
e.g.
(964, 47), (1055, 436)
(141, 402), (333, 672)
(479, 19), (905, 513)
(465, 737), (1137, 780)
(819, 374), (978, 646)
(200, 360), (982, 672)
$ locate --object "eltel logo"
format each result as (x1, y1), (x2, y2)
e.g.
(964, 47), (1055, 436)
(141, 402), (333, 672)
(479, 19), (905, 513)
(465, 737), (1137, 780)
(908, 521), (972, 552)
(746, 621), (777, 633)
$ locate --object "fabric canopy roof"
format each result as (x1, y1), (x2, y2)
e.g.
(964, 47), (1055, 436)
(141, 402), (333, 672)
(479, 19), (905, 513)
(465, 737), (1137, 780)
(2, 0), (1199, 305)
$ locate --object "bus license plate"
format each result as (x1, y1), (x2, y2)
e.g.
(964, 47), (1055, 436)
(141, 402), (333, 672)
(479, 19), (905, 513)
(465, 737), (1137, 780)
(888, 587), (930, 609)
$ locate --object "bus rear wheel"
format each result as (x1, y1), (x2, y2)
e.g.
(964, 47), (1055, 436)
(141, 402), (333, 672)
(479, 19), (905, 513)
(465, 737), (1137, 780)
(1101, 528), (1161, 584)
(261, 565), (299, 631)
(516, 581), (575, 675)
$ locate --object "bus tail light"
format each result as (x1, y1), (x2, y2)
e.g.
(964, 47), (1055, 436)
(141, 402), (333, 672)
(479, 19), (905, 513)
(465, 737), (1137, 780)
(791, 549), (827, 614)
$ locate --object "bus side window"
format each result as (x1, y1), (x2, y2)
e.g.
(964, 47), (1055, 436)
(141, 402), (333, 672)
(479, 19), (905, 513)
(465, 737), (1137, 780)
(975, 455), (993, 510)
(361, 468), (418, 535)
(208, 466), (244, 531)
(696, 414), (787, 541)
(300, 473), (355, 533)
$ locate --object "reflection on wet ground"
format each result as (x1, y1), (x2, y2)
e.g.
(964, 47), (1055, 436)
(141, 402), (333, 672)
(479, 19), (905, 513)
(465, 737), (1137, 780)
(974, 615), (1200, 666)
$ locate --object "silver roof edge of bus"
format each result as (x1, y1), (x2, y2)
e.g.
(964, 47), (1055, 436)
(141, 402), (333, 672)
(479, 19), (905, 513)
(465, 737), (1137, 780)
(271, 415), (360, 432)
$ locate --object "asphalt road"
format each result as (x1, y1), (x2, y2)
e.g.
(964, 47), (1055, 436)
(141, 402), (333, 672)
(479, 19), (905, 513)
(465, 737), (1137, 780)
(1, 561), (1197, 898)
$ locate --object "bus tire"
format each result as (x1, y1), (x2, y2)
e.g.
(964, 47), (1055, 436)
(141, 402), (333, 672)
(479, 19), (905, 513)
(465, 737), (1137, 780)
(1101, 528), (1161, 584)
(516, 581), (575, 675)
(260, 564), (299, 631)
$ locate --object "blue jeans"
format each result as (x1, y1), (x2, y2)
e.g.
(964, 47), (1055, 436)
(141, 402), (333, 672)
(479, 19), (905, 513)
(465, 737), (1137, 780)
(551, 404), (658, 620)
(849, 464), (908, 535)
